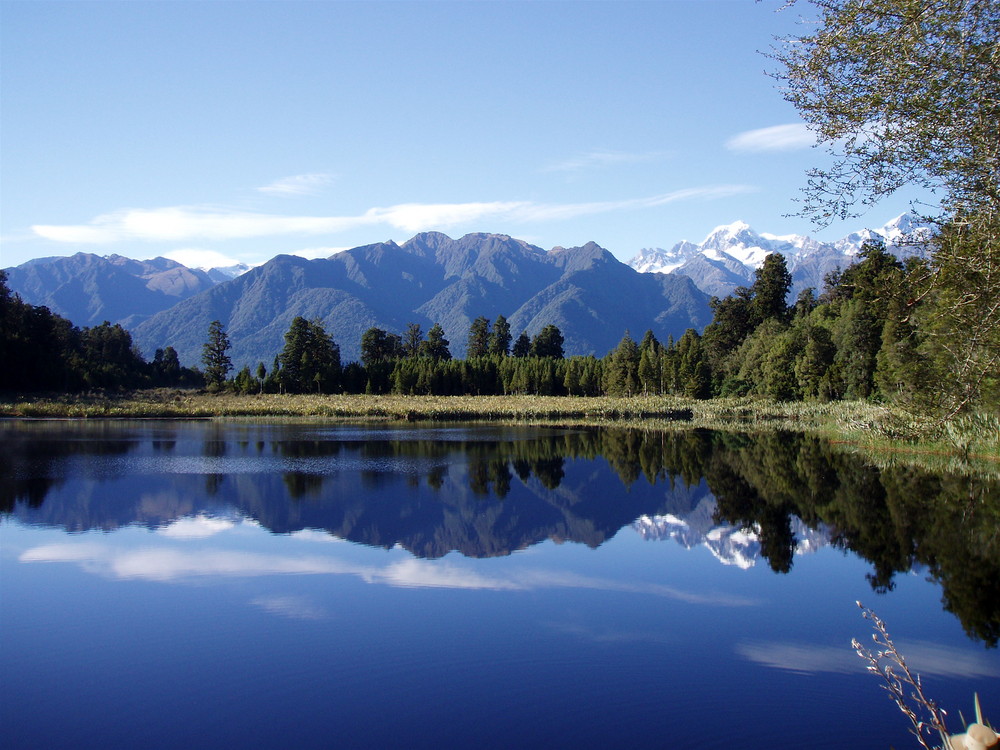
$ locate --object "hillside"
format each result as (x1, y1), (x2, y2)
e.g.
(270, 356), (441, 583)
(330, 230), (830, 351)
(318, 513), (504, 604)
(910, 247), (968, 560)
(4, 253), (219, 328)
(132, 232), (713, 366)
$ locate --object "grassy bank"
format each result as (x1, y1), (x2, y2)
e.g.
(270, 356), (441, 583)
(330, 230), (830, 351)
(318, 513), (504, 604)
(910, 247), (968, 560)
(1, 389), (997, 460)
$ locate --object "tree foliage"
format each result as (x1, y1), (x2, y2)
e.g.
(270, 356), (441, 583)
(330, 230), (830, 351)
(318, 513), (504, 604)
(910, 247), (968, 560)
(774, 0), (1000, 416)
(467, 316), (491, 358)
(202, 320), (233, 390)
(773, 0), (999, 226)
(277, 317), (342, 394)
(512, 331), (531, 358)
(0, 271), (198, 392)
(421, 323), (452, 361)
(360, 327), (403, 367)
(530, 325), (565, 359)
(488, 315), (512, 357)
(403, 323), (424, 358)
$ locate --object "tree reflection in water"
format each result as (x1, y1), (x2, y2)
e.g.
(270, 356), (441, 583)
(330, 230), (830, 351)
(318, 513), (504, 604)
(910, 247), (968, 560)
(1, 422), (997, 644)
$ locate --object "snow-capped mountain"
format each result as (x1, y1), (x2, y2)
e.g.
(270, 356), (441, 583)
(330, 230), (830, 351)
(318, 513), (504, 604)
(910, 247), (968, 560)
(632, 498), (831, 570)
(629, 213), (933, 299)
(630, 240), (700, 274)
(202, 262), (253, 282)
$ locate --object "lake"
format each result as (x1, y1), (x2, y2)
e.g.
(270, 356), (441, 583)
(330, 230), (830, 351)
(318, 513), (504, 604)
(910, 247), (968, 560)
(2, 420), (998, 749)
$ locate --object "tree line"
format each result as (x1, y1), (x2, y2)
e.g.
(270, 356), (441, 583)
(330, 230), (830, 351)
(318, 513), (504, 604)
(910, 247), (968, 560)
(3, 239), (995, 415)
(204, 235), (999, 414)
(0, 270), (200, 392)
(769, 0), (999, 420)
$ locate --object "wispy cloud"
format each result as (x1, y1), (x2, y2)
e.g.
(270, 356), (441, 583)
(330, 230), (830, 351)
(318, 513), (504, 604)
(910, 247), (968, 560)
(508, 186), (757, 224)
(20, 541), (755, 606)
(250, 595), (328, 620)
(726, 123), (815, 153)
(257, 173), (333, 197)
(157, 514), (236, 539)
(32, 186), (756, 245)
(33, 206), (364, 244)
(544, 621), (676, 645)
(162, 248), (247, 270)
(736, 639), (1000, 678)
(542, 149), (672, 173)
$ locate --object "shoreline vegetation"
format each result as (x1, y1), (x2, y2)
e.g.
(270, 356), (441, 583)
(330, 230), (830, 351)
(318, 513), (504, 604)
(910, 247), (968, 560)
(3, 389), (997, 464)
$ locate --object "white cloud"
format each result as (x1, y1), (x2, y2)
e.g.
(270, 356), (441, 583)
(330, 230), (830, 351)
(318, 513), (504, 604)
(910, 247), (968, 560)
(250, 595), (327, 620)
(288, 529), (347, 543)
(157, 514), (236, 539)
(257, 173), (333, 196)
(20, 541), (755, 605)
(31, 186), (755, 245)
(34, 206), (364, 244)
(736, 639), (1000, 678)
(375, 558), (523, 590)
(163, 247), (247, 269)
(511, 186), (758, 223)
(542, 149), (672, 173)
(367, 201), (529, 233)
(726, 123), (815, 153)
(545, 621), (675, 645)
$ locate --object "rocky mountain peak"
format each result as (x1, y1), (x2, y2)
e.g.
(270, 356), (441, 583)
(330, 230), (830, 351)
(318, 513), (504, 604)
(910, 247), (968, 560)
(628, 212), (935, 301)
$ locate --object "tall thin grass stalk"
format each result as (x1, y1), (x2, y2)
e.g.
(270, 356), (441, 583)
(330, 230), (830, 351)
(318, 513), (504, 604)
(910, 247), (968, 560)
(852, 601), (951, 750)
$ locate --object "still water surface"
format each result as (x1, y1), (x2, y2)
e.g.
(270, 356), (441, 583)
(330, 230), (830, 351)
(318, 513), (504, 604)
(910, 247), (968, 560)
(2, 420), (998, 749)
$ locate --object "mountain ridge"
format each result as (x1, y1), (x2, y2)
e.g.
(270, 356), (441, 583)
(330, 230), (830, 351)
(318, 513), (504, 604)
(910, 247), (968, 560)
(3, 252), (222, 329)
(128, 232), (712, 366)
(628, 212), (933, 299)
(5, 214), (930, 368)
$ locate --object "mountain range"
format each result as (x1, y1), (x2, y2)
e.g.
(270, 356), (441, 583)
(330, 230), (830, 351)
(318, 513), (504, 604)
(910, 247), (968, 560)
(4, 214), (931, 367)
(632, 500), (831, 570)
(4, 419), (832, 566)
(627, 213), (932, 299)
(5, 233), (710, 366)
(4, 253), (226, 330)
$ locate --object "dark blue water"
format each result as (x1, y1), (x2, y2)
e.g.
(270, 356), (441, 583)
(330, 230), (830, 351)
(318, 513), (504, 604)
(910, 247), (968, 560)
(2, 421), (997, 749)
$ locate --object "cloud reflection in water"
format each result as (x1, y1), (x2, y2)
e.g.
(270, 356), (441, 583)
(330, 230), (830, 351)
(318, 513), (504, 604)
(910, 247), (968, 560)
(736, 639), (1000, 678)
(20, 540), (755, 606)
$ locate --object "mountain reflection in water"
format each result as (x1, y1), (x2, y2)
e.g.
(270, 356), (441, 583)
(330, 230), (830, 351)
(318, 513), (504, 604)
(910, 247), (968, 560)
(2, 421), (998, 645)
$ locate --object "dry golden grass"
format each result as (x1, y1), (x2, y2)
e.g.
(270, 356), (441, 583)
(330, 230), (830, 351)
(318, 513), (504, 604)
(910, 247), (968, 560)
(1, 390), (996, 459)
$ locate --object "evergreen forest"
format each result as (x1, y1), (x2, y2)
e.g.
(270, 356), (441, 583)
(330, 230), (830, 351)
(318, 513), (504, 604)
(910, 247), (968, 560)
(2, 236), (995, 422)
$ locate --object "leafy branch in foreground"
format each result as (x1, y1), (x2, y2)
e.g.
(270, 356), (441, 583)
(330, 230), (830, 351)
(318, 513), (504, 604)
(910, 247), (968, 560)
(771, 0), (1000, 420)
(852, 602), (998, 749)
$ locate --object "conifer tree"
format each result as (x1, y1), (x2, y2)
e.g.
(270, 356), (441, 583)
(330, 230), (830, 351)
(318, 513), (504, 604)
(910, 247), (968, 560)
(530, 325), (564, 359)
(360, 327), (402, 367)
(638, 347), (659, 396)
(676, 329), (711, 399)
(488, 314), (512, 356)
(467, 316), (490, 358)
(255, 362), (267, 394)
(279, 317), (341, 393)
(512, 331), (531, 358)
(638, 330), (661, 395)
(606, 330), (640, 396)
(421, 323), (452, 361)
(795, 325), (836, 400)
(152, 346), (181, 386)
(751, 253), (792, 325)
(403, 323), (424, 358)
(202, 320), (233, 390)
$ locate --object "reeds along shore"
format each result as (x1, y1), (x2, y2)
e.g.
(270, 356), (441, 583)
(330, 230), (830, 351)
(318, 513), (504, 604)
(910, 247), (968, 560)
(1, 391), (997, 461)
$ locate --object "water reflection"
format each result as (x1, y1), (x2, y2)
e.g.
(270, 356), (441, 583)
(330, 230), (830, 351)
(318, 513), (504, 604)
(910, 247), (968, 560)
(1, 421), (998, 644)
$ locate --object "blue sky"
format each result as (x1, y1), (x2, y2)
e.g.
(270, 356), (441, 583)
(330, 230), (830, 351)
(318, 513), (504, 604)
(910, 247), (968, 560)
(1, 0), (926, 270)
